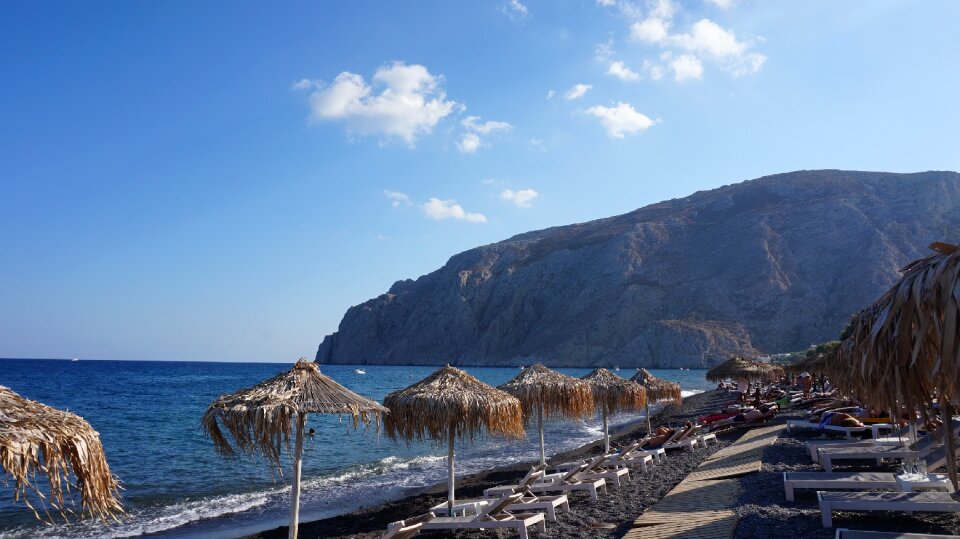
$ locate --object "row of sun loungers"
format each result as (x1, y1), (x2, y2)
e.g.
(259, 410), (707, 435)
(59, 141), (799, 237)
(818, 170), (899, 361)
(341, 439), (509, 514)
(381, 423), (713, 538)
(782, 417), (960, 529)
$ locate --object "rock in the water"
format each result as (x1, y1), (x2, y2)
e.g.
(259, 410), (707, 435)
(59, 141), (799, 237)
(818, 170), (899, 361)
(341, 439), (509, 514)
(317, 169), (960, 368)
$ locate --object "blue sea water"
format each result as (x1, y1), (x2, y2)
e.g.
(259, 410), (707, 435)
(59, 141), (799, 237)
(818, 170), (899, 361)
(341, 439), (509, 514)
(0, 359), (712, 538)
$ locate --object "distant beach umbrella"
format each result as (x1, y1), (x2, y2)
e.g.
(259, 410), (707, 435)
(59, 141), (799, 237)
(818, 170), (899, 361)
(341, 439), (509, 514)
(826, 242), (960, 488)
(384, 365), (524, 511)
(706, 356), (782, 388)
(499, 364), (594, 465)
(0, 385), (123, 523)
(202, 359), (386, 539)
(785, 353), (828, 375)
(629, 368), (682, 435)
(581, 369), (647, 452)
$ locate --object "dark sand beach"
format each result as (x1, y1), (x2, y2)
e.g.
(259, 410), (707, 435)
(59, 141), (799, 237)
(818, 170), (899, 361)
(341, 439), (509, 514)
(248, 389), (738, 539)
(249, 390), (960, 539)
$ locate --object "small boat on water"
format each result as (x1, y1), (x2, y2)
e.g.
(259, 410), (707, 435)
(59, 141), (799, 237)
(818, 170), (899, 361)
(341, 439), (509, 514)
(71, 358), (79, 362)
(613, 366), (620, 371)
(355, 369), (366, 375)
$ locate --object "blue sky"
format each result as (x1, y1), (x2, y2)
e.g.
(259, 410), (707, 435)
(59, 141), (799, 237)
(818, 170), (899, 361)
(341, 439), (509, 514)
(2, 1), (958, 362)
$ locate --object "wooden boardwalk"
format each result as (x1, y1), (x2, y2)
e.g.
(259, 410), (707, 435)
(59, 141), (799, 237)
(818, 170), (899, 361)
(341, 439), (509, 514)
(622, 424), (785, 539)
(686, 424), (784, 481)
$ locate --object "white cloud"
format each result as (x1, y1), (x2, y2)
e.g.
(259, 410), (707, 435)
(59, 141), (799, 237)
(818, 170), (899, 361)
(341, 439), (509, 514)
(649, 0), (676, 19)
(500, 188), (540, 208)
(625, 0), (766, 80)
(584, 102), (655, 138)
(546, 90), (556, 100)
(631, 17), (670, 43)
(299, 61), (457, 145)
(383, 190), (412, 207)
(291, 78), (315, 91)
(705, 0), (734, 8)
(670, 54), (704, 81)
(528, 138), (546, 151)
(595, 39), (615, 61)
(422, 198), (487, 223)
(608, 61), (641, 82)
(458, 115), (511, 154)
(502, 0), (529, 20)
(596, 0), (617, 6)
(462, 116), (512, 135)
(564, 83), (593, 100)
(457, 133), (482, 154)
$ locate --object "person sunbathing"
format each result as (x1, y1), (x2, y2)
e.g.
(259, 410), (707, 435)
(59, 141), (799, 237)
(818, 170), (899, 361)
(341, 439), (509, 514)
(644, 425), (675, 446)
(813, 411), (865, 428)
(708, 405), (776, 428)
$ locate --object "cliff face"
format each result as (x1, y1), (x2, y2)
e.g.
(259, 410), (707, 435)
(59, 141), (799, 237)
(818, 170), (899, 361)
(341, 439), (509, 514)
(317, 170), (960, 368)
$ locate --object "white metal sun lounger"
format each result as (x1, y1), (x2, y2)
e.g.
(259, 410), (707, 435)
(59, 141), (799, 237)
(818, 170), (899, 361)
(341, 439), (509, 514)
(818, 491), (960, 528)
(422, 492), (547, 539)
(806, 436), (909, 462)
(430, 486), (571, 522)
(785, 441), (958, 501)
(835, 528), (960, 539)
(382, 512), (434, 539)
(787, 419), (892, 439)
(817, 445), (920, 472)
(815, 422), (956, 472)
(661, 426), (700, 451)
(546, 454), (631, 488)
(485, 461), (607, 501)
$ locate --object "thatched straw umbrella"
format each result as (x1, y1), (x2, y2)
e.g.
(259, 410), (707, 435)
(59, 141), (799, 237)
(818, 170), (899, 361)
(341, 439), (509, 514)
(785, 354), (828, 375)
(630, 369), (682, 435)
(498, 364), (594, 465)
(581, 369), (647, 453)
(202, 359), (386, 539)
(0, 385), (123, 523)
(384, 365), (524, 511)
(706, 356), (783, 389)
(825, 242), (960, 488)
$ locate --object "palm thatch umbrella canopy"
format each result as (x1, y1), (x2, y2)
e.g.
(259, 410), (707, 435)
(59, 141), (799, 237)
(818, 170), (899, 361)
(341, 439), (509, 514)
(498, 364), (594, 464)
(826, 242), (960, 487)
(630, 369), (682, 435)
(581, 369), (647, 452)
(706, 356), (783, 387)
(202, 359), (386, 539)
(0, 385), (123, 523)
(384, 365), (524, 510)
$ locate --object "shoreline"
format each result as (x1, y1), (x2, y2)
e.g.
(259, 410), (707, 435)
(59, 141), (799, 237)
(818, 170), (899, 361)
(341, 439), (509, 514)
(244, 389), (731, 539)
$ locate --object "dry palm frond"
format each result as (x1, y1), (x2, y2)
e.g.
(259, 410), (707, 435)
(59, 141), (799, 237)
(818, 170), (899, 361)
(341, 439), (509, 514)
(498, 364), (594, 424)
(630, 369), (682, 405)
(581, 368), (647, 414)
(384, 365), (525, 443)
(827, 242), (960, 420)
(0, 385), (124, 523)
(705, 356), (782, 384)
(201, 359), (387, 469)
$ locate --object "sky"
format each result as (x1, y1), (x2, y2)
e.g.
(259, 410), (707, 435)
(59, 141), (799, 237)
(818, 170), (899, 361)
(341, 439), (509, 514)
(1, 1), (958, 362)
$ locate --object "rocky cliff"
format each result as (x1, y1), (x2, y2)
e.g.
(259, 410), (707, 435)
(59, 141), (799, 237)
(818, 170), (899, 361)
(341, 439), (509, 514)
(317, 170), (960, 368)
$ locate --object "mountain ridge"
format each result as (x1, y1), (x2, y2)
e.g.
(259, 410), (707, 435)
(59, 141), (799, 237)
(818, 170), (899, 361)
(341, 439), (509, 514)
(317, 169), (960, 368)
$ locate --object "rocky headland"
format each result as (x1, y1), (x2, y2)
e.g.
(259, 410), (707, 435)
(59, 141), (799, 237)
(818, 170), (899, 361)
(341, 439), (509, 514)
(317, 170), (960, 368)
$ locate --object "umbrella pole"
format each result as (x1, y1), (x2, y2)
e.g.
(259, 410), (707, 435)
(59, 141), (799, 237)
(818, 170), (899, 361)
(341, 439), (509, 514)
(943, 401), (958, 490)
(538, 404), (546, 466)
(447, 427), (455, 512)
(603, 405), (610, 453)
(645, 401), (652, 436)
(289, 413), (305, 539)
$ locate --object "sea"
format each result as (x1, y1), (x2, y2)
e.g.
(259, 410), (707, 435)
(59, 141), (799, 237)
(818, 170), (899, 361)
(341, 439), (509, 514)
(0, 359), (712, 538)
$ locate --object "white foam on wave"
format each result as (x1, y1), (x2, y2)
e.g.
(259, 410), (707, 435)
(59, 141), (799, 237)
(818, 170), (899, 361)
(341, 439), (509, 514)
(682, 389), (703, 398)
